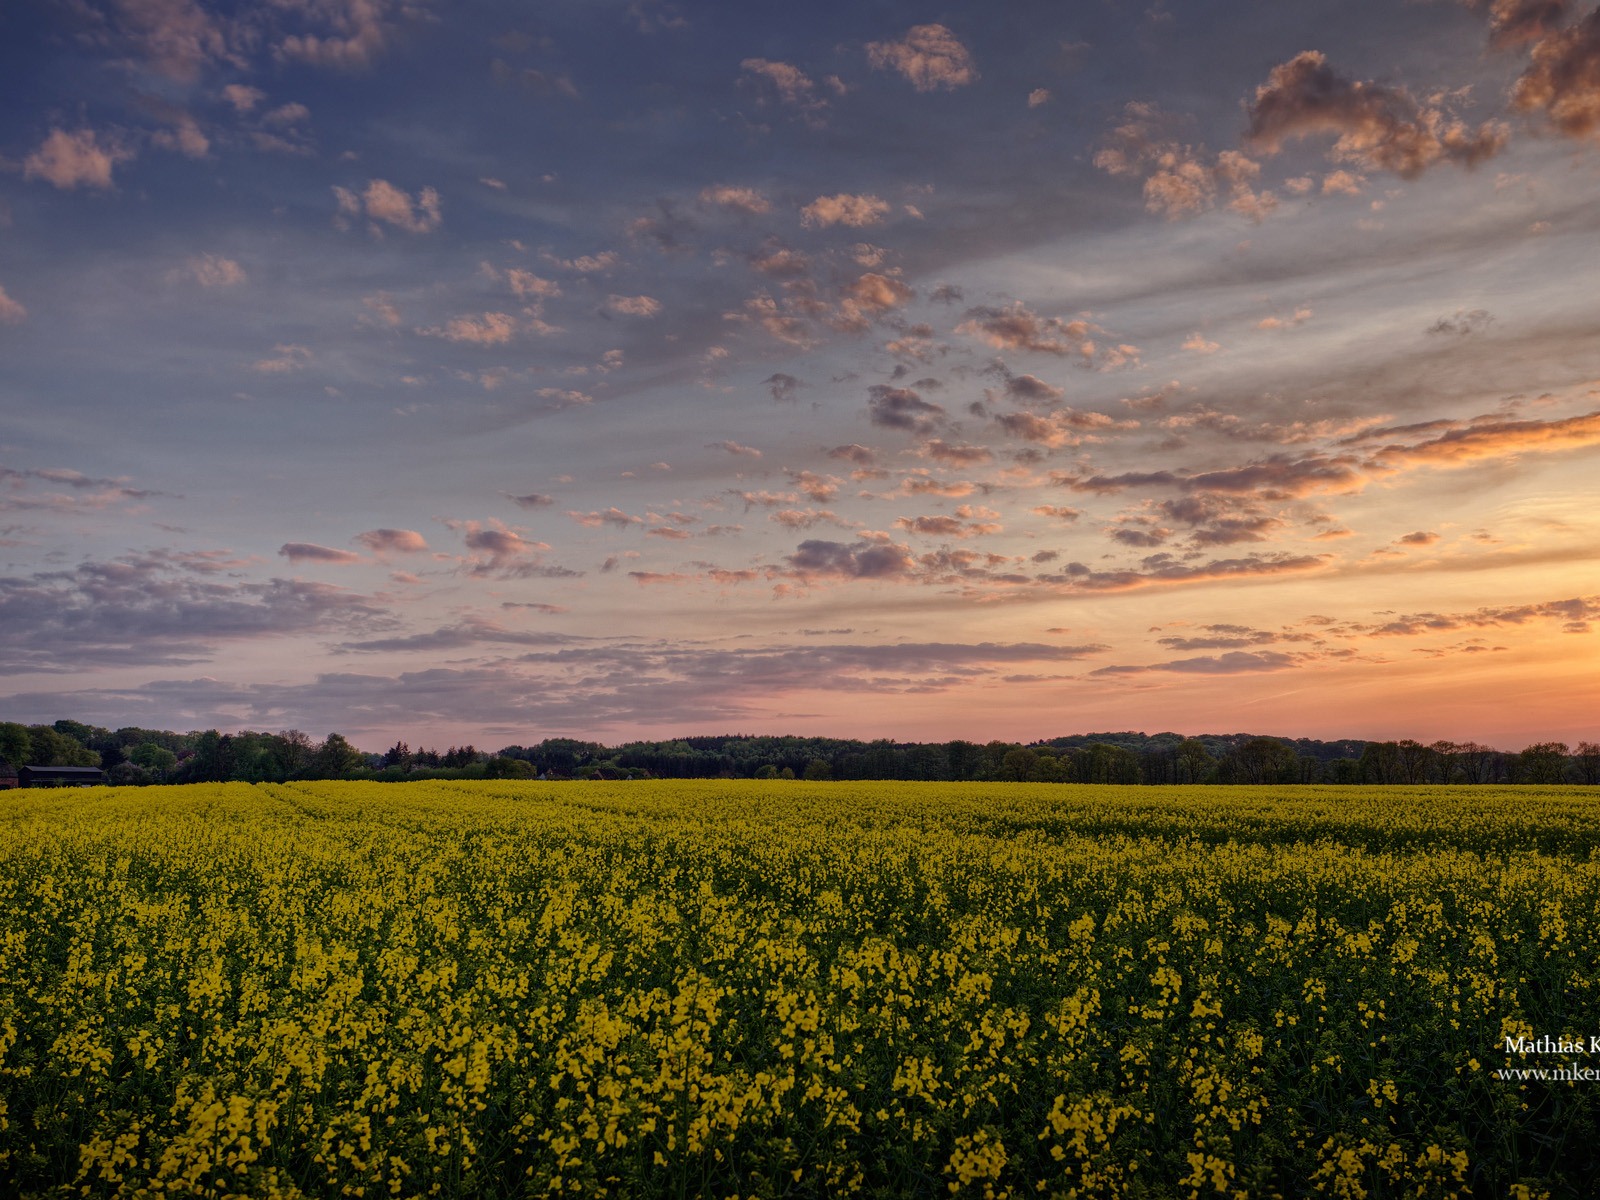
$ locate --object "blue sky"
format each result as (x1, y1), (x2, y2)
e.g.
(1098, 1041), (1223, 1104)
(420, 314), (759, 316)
(3, 0), (1600, 747)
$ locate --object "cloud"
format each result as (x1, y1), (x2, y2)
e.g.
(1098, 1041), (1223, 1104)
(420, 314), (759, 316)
(504, 494), (554, 511)
(1245, 50), (1507, 177)
(1029, 88), (1050, 108)
(699, 184), (771, 214)
(355, 528), (428, 553)
(786, 538), (916, 579)
(1488, 0), (1573, 49)
(172, 254), (247, 287)
(447, 518), (557, 576)
(868, 384), (946, 432)
(1364, 409), (1600, 469)
(4, 636), (1115, 735)
(770, 508), (852, 530)
(763, 372), (803, 402)
(503, 269), (560, 300)
(1397, 530), (1441, 546)
(279, 542), (362, 564)
(866, 24), (978, 92)
(335, 179), (442, 233)
(1511, 8), (1600, 135)
(222, 84), (266, 112)
(1094, 105), (1277, 220)
(1092, 650), (1301, 677)
(841, 272), (913, 314)
(566, 507), (644, 528)
(894, 512), (1001, 539)
(1037, 552), (1331, 595)
(921, 439), (993, 467)
(993, 407), (1136, 448)
(1031, 505), (1083, 522)
(1257, 306), (1313, 330)
(1182, 332), (1220, 354)
(605, 294), (662, 317)
(709, 440), (762, 457)
(336, 617), (577, 654)
(801, 194), (891, 228)
(1335, 595), (1600, 638)
(748, 243), (810, 277)
(276, 0), (410, 70)
(422, 312), (519, 345)
(740, 58), (828, 122)
(1001, 373), (1065, 405)
(110, 0), (236, 80)
(1427, 308), (1493, 336)
(0, 553), (387, 673)
(252, 344), (312, 373)
(24, 128), (131, 190)
(956, 303), (1099, 359)
(827, 443), (878, 467)
(0, 285), (26, 324)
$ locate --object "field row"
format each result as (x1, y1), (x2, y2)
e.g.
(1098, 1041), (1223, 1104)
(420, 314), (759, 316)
(3, 781), (1598, 1197)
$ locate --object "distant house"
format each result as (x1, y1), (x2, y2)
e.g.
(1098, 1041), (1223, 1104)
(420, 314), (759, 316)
(0, 763), (16, 790)
(18, 765), (107, 788)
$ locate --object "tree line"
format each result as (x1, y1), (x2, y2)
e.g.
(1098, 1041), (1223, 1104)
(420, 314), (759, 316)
(2, 720), (1597, 786)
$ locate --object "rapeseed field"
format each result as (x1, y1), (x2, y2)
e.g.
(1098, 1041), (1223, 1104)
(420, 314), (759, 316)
(3, 780), (1598, 1198)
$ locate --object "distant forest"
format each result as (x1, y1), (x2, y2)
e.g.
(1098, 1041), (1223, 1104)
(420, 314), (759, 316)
(2, 719), (1597, 786)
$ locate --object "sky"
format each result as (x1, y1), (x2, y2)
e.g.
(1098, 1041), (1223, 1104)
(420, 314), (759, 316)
(3, 0), (1600, 750)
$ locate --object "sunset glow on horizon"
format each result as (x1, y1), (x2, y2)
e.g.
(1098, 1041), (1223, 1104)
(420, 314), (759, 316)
(3, 0), (1599, 748)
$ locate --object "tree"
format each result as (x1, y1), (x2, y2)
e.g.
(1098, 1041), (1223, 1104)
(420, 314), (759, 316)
(802, 758), (832, 781)
(1576, 741), (1600, 785)
(382, 741), (413, 770)
(1394, 739), (1435, 784)
(309, 733), (365, 778)
(998, 747), (1040, 782)
(0, 722), (30, 767)
(130, 742), (178, 779)
(1174, 738), (1215, 784)
(1517, 742), (1569, 784)
(1219, 737), (1297, 784)
(483, 755), (534, 779)
(27, 724), (100, 767)
(1457, 742), (1500, 784)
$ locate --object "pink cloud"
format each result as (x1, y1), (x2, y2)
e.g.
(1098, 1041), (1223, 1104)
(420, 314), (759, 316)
(866, 24), (978, 92)
(24, 129), (131, 190)
(700, 184), (771, 214)
(801, 193), (891, 228)
(0, 285), (26, 324)
(279, 542), (362, 565)
(355, 528), (428, 553)
(335, 179), (441, 233)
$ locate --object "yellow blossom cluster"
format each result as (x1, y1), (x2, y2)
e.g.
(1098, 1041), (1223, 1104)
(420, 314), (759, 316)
(1, 779), (1597, 1198)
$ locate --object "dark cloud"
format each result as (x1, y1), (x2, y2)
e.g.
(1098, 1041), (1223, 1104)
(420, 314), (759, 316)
(763, 372), (803, 402)
(867, 384), (945, 432)
(1427, 309), (1493, 336)
(786, 538), (916, 579)
(1, 637), (1107, 737)
(506, 492), (556, 509)
(0, 553), (389, 673)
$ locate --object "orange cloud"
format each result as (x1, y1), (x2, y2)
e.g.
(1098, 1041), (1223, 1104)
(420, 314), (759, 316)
(1246, 50), (1507, 177)
(866, 24), (978, 92)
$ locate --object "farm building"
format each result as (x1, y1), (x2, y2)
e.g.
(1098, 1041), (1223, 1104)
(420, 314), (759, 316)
(0, 763), (15, 789)
(18, 765), (107, 788)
